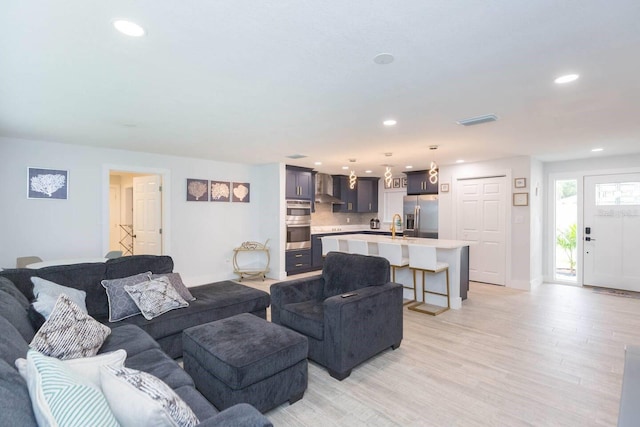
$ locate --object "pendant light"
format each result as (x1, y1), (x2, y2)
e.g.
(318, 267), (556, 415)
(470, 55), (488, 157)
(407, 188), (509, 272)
(384, 166), (393, 188)
(429, 161), (438, 184)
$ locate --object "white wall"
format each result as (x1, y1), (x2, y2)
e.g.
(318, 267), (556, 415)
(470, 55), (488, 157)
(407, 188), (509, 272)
(529, 158), (544, 287)
(439, 156), (539, 290)
(0, 137), (283, 285)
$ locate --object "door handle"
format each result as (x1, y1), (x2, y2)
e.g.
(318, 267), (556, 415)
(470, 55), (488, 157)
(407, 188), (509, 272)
(585, 237), (596, 241)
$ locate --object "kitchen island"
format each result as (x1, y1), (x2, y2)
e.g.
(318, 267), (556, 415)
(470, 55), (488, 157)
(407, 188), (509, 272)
(322, 233), (470, 309)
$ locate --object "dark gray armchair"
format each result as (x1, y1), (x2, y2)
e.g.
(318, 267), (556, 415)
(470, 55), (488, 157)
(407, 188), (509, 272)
(270, 252), (403, 380)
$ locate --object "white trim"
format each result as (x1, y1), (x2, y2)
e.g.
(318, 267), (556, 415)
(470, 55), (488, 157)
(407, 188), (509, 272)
(102, 164), (171, 257)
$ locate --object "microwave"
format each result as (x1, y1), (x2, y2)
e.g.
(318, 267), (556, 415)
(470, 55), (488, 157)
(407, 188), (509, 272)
(286, 200), (311, 224)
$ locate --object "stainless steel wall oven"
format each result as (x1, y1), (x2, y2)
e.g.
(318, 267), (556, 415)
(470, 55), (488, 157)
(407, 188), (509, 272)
(286, 200), (311, 250)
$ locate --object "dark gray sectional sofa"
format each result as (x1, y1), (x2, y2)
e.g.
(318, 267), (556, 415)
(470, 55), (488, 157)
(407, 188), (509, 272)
(0, 255), (272, 426)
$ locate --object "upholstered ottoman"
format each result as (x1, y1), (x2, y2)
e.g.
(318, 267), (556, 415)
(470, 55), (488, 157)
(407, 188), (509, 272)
(182, 313), (308, 413)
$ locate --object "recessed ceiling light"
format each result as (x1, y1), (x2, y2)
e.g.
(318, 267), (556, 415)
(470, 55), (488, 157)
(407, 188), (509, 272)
(365, 170), (372, 174)
(314, 161), (322, 165)
(342, 166), (349, 170)
(554, 74), (579, 84)
(591, 148), (604, 152)
(113, 20), (146, 37)
(456, 159), (465, 163)
(405, 165), (413, 169)
(383, 119), (397, 126)
(373, 53), (394, 65)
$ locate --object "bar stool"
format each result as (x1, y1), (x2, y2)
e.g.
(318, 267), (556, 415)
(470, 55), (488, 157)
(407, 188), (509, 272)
(347, 239), (371, 255)
(377, 242), (414, 305)
(407, 244), (450, 316)
(321, 236), (344, 256)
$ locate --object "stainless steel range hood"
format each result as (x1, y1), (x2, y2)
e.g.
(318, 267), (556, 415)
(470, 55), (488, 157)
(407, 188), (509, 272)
(315, 173), (344, 204)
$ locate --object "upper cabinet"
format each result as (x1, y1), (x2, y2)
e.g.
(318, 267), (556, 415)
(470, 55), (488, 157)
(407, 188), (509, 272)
(405, 170), (438, 195)
(356, 177), (379, 213)
(332, 175), (379, 213)
(286, 166), (314, 200)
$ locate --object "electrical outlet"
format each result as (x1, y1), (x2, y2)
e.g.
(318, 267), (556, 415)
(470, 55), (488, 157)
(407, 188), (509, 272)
(347, 217), (350, 223)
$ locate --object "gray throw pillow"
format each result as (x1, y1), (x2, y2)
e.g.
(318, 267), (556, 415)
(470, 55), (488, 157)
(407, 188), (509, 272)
(31, 277), (88, 316)
(124, 276), (189, 320)
(101, 272), (151, 322)
(150, 273), (196, 301)
(30, 294), (111, 360)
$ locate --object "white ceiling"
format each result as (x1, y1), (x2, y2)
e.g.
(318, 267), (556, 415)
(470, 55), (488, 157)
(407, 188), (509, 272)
(1, 1), (639, 176)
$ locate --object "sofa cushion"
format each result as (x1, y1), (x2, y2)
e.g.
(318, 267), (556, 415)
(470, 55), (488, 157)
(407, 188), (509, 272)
(0, 314), (29, 365)
(125, 276), (189, 320)
(322, 252), (390, 298)
(280, 300), (324, 340)
(105, 255), (173, 280)
(126, 348), (194, 389)
(100, 365), (199, 427)
(152, 272), (196, 301)
(100, 323), (160, 357)
(0, 276), (30, 308)
(30, 294), (111, 360)
(0, 269), (37, 301)
(0, 289), (35, 342)
(24, 350), (119, 427)
(31, 276), (88, 316)
(173, 385), (219, 421)
(0, 359), (37, 427)
(101, 272), (151, 322)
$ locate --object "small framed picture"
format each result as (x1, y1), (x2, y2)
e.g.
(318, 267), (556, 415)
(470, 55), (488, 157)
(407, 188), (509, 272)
(28, 167), (68, 199)
(186, 179), (209, 201)
(401, 177), (407, 188)
(514, 177), (526, 188)
(440, 183), (450, 193)
(210, 181), (230, 202)
(232, 182), (250, 203)
(513, 192), (529, 206)
(393, 178), (400, 188)
(384, 179), (393, 189)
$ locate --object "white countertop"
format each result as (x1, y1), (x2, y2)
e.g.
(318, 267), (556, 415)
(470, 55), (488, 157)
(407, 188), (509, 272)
(311, 224), (402, 234)
(324, 233), (471, 249)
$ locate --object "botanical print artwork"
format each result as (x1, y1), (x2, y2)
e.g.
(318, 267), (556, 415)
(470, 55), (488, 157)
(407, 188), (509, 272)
(28, 168), (68, 199)
(232, 182), (250, 203)
(186, 179), (209, 201)
(210, 181), (230, 202)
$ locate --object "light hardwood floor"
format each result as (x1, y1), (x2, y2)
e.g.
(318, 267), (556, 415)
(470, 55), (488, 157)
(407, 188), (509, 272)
(237, 278), (640, 426)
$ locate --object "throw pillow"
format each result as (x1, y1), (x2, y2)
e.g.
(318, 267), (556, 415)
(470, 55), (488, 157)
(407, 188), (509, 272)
(16, 349), (127, 390)
(124, 276), (189, 320)
(101, 365), (199, 427)
(30, 294), (111, 360)
(151, 272), (196, 301)
(23, 349), (119, 427)
(101, 272), (152, 322)
(31, 276), (88, 316)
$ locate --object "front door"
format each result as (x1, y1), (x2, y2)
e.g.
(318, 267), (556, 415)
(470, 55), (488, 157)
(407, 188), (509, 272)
(456, 176), (507, 285)
(133, 175), (162, 255)
(583, 173), (640, 291)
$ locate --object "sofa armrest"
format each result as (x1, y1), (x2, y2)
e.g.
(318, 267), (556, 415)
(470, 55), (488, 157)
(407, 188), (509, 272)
(197, 403), (272, 427)
(270, 275), (324, 324)
(323, 282), (403, 376)
(619, 345), (640, 427)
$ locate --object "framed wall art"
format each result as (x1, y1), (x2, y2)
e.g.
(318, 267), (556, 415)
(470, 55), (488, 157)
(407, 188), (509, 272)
(393, 178), (400, 188)
(514, 177), (526, 188)
(401, 177), (407, 188)
(440, 183), (450, 193)
(513, 192), (529, 206)
(28, 167), (68, 199)
(232, 182), (250, 202)
(210, 181), (230, 202)
(186, 179), (209, 201)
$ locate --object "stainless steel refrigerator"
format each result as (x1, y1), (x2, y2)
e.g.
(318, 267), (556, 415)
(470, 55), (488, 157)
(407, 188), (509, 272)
(403, 195), (438, 238)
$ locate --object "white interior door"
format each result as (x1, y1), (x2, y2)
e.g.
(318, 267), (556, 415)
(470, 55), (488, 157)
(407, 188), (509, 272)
(109, 185), (121, 251)
(133, 175), (162, 255)
(583, 173), (640, 291)
(456, 177), (506, 285)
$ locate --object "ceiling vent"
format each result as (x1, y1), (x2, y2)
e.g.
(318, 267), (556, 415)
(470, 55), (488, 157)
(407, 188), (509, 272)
(456, 114), (498, 126)
(286, 154), (307, 159)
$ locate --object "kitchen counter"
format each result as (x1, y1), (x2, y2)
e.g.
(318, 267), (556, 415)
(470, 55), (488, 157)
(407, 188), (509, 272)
(311, 225), (403, 234)
(323, 233), (470, 309)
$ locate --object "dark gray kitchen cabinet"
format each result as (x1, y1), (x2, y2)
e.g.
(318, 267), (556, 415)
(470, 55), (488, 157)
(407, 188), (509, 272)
(311, 235), (324, 269)
(405, 170), (438, 195)
(286, 248), (312, 275)
(286, 166), (314, 200)
(356, 177), (379, 213)
(332, 175), (357, 213)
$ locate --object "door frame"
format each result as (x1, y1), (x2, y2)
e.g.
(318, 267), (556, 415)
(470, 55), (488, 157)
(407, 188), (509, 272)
(101, 164), (171, 257)
(546, 166), (640, 286)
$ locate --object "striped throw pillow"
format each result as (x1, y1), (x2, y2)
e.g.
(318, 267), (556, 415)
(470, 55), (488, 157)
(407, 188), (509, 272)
(24, 349), (119, 427)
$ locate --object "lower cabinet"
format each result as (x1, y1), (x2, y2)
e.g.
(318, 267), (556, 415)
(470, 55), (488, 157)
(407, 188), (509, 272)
(285, 249), (312, 275)
(311, 235), (324, 269)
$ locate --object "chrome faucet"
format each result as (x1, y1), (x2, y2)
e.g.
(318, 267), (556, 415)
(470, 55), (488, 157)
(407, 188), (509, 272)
(391, 214), (402, 240)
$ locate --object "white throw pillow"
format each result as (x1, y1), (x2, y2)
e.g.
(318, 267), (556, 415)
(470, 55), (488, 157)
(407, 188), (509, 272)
(124, 276), (189, 320)
(31, 276), (88, 317)
(30, 294), (111, 360)
(22, 349), (119, 427)
(101, 365), (199, 427)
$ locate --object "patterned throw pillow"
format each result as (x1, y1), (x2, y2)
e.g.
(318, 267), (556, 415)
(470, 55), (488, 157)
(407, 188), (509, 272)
(101, 272), (151, 322)
(124, 276), (189, 320)
(151, 272), (196, 301)
(101, 365), (199, 427)
(23, 349), (119, 427)
(30, 294), (111, 360)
